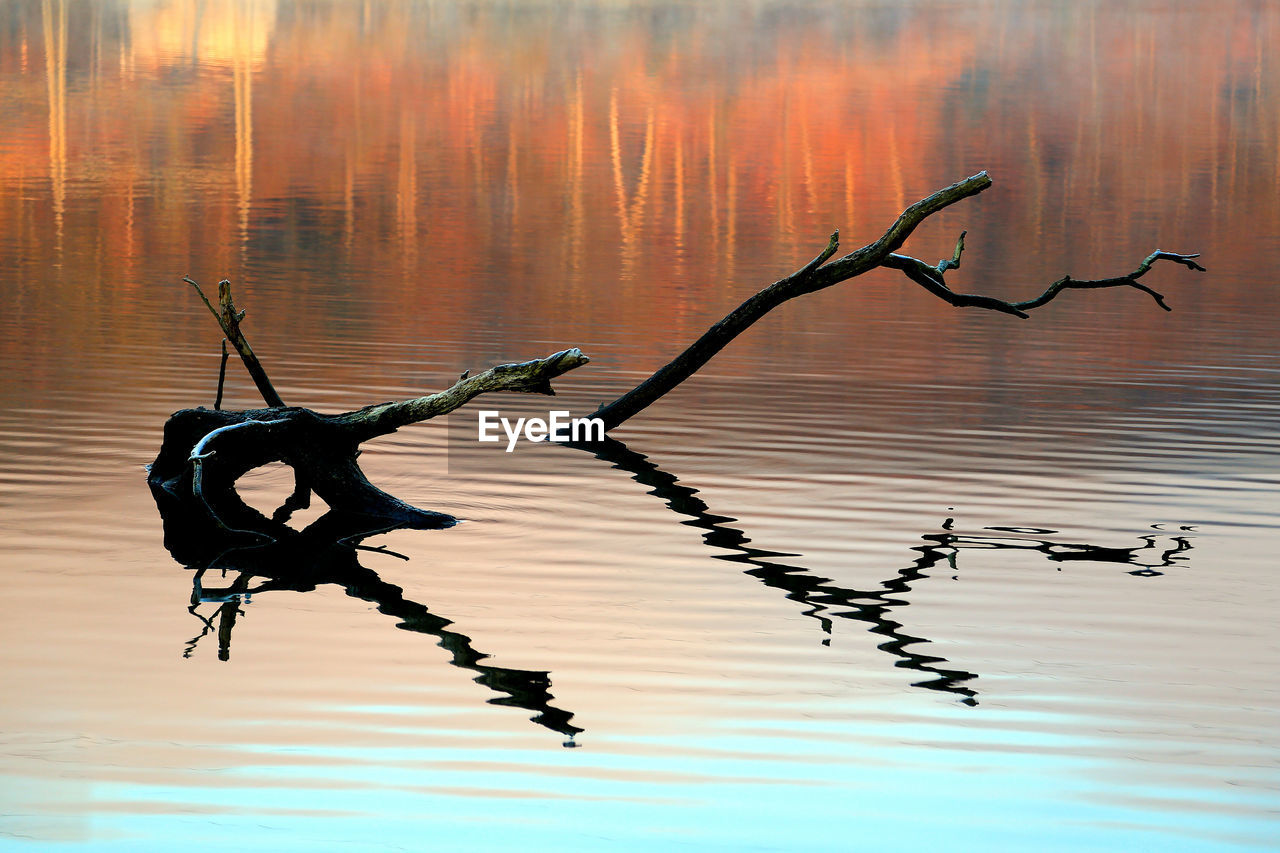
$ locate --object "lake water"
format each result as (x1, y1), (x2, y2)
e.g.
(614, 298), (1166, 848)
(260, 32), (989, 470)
(2, 1), (1278, 850)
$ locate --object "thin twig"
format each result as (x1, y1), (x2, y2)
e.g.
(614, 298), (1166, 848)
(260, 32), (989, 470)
(183, 276), (285, 407)
(882, 248), (1204, 319)
(215, 340), (229, 410)
(937, 231), (966, 274)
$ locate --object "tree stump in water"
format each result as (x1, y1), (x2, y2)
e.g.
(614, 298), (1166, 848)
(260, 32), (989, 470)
(150, 172), (1203, 534)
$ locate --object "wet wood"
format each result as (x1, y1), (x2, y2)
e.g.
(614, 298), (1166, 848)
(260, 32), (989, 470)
(149, 348), (591, 529)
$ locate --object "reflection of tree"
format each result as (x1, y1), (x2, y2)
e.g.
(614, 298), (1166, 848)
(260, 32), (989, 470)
(931, 524), (1194, 578)
(582, 438), (1194, 706)
(151, 481), (583, 744)
(153, 426), (1194, 739)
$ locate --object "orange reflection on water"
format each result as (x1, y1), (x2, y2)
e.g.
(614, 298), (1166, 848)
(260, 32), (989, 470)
(0, 0), (1277, 399)
(1, 8), (1279, 845)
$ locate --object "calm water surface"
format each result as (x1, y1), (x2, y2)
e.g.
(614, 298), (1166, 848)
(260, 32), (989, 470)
(2, 1), (1279, 850)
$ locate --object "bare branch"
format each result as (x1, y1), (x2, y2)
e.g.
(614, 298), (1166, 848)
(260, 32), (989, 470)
(796, 229), (841, 278)
(882, 248), (1205, 319)
(880, 253), (1031, 317)
(214, 340), (229, 410)
(184, 276), (285, 407)
(333, 348), (591, 438)
(596, 172), (994, 429)
(1010, 250), (1204, 312)
(804, 172), (992, 292)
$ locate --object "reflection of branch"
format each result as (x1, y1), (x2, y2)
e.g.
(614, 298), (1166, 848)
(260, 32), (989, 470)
(194, 558), (583, 740)
(184, 571), (247, 662)
(183, 604), (217, 659)
(579, 438), (1196, 706)
(153, 482), (582, 742)
(935, 526), (1193, 577)
(583, 438), (980, 703)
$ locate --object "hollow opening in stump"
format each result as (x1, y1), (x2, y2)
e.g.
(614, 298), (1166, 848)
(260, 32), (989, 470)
(233, 461), (329, 529)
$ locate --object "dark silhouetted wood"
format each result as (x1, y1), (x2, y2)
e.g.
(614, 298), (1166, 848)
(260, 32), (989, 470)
(156, 173), (1203, 531)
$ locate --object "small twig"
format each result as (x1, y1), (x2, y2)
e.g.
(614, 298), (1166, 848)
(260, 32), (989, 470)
(185, 275), (220, 319)
(353, 543), (412, 561)
(937, 230), (966, 274)
(882, 248), (1204, 319)
(214, 340), (229, 410)
(796, 229), (840, 279)
(184, 276), (285, 407)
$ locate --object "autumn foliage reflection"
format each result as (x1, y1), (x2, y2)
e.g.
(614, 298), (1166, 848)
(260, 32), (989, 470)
(1, 0), (1277, 400)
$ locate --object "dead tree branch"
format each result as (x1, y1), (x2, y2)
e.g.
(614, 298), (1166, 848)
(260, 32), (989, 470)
(331, 348), (590, 442)
(594, 171), (994, 429)
(594, 172), (1202, 428)
(149, 346), (591, 528)
(881, 245), (1205, 319)
(184, 276), (285, 407)
(157, 172), (1202, 529)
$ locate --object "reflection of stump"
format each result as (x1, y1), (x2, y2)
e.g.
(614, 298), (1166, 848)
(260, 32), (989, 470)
(151, 479), (583, 741)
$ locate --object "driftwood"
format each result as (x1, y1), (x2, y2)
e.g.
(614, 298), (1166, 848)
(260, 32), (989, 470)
(148, 172), (1204, 737)
(148, 172), (1203, 529)
(149, 346), (588, 530)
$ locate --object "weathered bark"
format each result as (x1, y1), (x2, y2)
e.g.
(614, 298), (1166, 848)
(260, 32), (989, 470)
(157, 173), (1203, 531)
(148, 347), (591, 529)
(330, 347), (590, 442)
